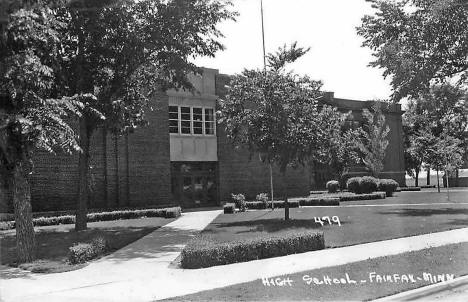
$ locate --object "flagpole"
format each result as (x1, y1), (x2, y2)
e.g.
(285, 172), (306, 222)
(261, 0), (274, 207)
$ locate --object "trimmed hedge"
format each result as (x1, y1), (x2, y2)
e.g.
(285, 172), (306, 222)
(181, 231), (325, 269)
(245, 200), (300, 210)
(2, 207), (181, 230)
(224, 203), (235, 214)
(339, 192), (386, 201)
(326, 180), (340, 193)
(68, 237), (107, 264)
(298, 197), (340, 207)
(399, 186), (421, 191)
(378, 179), (399, 196)
(346, 177), (361, 193)
(360, 176), (379, 193)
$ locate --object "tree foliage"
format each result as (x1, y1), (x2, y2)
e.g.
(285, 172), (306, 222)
(0, 4), (84, 263)
(357, 0), (468, 101)
(358, 102), (390, 177)
(60, 0), (236, 230)
(403, 83), (468, 176)
(315, 107), (360, 182)
(219, 43), (324, 174)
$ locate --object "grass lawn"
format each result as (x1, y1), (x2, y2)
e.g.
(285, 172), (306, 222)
(0, 216), (175, 272)
(198, 190), (468, 248)
(166, 242), (468, 301)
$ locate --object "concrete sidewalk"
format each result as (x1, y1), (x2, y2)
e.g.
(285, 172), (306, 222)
(1, 213), (468, 302)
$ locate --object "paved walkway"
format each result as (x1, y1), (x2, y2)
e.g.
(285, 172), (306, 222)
(1, 212), (468, 302)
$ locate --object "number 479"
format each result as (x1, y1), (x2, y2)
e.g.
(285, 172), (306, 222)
(314, 216), (341, 226)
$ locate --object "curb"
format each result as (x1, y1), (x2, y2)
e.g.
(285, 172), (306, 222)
(373, 274), (468, 301)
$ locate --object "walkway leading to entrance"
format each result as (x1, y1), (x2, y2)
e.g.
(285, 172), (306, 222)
(1, 212), (468, 302)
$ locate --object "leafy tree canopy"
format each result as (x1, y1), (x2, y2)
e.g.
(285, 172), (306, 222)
(219, 43), (324, 173)
(357, 0), (468, 101)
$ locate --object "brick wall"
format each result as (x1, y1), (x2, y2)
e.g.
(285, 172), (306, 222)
(10, 93), (173, 213)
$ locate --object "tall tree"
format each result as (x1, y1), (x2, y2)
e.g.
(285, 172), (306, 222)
(316, 107), (360, 186)
(357, 0), (468, 101)
(62, 0), (236, 230)
(219, 43), (324, 220)
(0, 4), (83, 263)
(403, 83), (468, 184)
(358, 102), (390, 177)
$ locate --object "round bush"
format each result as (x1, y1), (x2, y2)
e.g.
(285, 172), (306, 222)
(326, 180), (340, 193)
(359, 176), (379, 193)
(378, 179), (399, 196)
(346, 177), (361, 193)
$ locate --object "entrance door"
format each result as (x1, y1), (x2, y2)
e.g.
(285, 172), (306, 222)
(171, 162), (218, 207)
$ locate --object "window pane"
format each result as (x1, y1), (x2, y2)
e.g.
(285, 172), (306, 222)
(193, 121), (202, 134)
(181, 120), (191, 134)
(169, 106), (178, 114)
(204, 108), (214, 122)
(205, 121), (214, 135)
(181, 107), (190, 120)
(169, 120), (179, 133)
(169, 112), (178, 120)
(193, 107), (203, 122)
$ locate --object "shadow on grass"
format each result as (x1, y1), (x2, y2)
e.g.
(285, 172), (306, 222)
(378, 207), (468, 217)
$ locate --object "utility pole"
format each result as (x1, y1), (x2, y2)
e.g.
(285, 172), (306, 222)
(261, 0), (275, 208)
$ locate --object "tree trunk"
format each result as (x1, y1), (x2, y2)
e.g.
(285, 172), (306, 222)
(415, 169), (419, 187)
(426, 168), (430, 185)
(282, 169), (289, 220)
(10, 164), (36, 263)
(436, 169), (440, 193)
(76, 118), (91, 231)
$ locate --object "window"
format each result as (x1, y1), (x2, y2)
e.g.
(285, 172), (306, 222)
(204, 108), (215, 135)
(193, 107), (203, 134)
(169, 105), (215, 135)
(180, 106), (191, 134)
(169, 106), (179, 134)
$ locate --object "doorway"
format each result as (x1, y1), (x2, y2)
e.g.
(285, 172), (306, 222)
(171, 162), (218, 208)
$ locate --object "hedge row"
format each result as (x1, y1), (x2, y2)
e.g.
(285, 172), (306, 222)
(245, 200), (301, 210)
(0, 207), (181, 230)
(399, 187), (421, 191)
(181, 231), (325, 269)
(338, 192), (386, 201)
(297, 197), (340, 206)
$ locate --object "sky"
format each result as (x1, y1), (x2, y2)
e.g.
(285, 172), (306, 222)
(193, 0), (394, 101)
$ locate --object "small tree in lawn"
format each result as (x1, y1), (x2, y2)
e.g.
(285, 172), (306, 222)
(219, 43), (323, 220)
(316, 107), (361, 187)
(423, 131), (464, 192)
(0, 5), (83, 263)
(62, 0), (236, 230)
(358, 102), (390, 177)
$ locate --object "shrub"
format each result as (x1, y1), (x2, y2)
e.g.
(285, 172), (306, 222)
(68, 236), (108, 264)
(181, 231), (325, 269)
(378, 179), (399, 196)
(326, 180), (340, 193)
(165, 207), (182, 218)
(359, 176), (379, 193)
(339, 192), (386, 201)
(3, 207), (181, 229)
(346, 177), (361, 193)
(256, 192), (269, 207)
(0, 221), (13, 230)
(299, 198), (340, 206)
(224, 203), (235, 214)
(231, 193), (246, 212)
(245, 201), (266, 210)
(272, 200), (300, 208)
